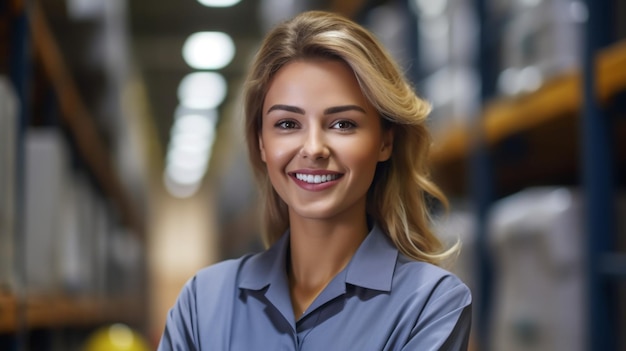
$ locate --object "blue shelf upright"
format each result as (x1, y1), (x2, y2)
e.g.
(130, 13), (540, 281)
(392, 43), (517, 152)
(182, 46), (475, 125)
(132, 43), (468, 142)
(581, 0), (624, 350)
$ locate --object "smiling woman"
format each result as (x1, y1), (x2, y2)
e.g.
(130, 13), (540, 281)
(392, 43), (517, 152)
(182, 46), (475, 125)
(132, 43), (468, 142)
(259, 59), (392, 228)
(158, 10), (472, 351)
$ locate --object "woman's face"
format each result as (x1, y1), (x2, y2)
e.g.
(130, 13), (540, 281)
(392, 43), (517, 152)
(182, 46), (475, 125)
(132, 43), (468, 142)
(259, 58), (393, 223)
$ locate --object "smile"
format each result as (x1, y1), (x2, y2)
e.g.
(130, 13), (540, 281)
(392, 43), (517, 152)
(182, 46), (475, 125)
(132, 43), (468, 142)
(294, 173), (341, 184)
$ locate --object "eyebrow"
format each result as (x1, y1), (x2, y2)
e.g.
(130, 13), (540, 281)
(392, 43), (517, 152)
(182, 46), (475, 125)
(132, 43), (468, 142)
(266, 104), (305, 114)
(266, 104), (366, 115)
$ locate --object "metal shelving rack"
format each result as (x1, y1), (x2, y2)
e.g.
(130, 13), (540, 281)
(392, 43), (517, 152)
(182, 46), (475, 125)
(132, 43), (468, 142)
(355, 0), (626, 350)
(581, 0), (624, 350)
(1, 1), (147, 350)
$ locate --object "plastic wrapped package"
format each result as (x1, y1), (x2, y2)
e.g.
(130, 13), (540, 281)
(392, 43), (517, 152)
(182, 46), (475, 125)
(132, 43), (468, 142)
(421, 65), (481, 136)
(93, 196), (112, 295)
(496, 0), (586, 96)
(0, 76), (18, 291)
(487, 187), (586, 351)
(412, 0), (478, 74)
(411, 0), (480, 134)
(59, 172), (98, 294)
(107, 227), (143, 296)
(433, 205), (477, 292)
(24, 128), (71, 294)
(365, 2), (413, 74)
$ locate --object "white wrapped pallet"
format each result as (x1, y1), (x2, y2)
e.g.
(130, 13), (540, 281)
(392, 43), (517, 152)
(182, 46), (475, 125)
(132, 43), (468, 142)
(59, 180), (81, 292)
(93, 196), (111, 296)
(433, 204), (478, 342)
(24, 128), (71, 294)
(496, 0), (586, 96)
(59, 172), (99, 294)
(0, 76), (18, 291)
(488, 187), (586, 351)
(411, 0), (480, 135)
(107, 227), (143, 295)
(412, 0), (478, 75)
(433, 205), (476, 292)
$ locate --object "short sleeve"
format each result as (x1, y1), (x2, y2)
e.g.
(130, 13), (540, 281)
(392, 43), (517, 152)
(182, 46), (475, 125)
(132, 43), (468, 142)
(157, 277), (200, 351)
(402, 276), (472, 351)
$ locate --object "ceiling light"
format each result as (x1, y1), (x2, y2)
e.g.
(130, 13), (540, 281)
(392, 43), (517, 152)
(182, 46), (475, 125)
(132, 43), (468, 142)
(163, 110), (219, 198)
(182, 31), (235, 70)
(172, 113), (216, 137)
(164, 173), (202, 198)
(197, 0), (241, 7)
(177, 72), (228, 109)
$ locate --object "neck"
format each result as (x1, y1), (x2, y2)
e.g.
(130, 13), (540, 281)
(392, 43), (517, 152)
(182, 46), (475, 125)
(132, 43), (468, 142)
(286, 212), (369, 318)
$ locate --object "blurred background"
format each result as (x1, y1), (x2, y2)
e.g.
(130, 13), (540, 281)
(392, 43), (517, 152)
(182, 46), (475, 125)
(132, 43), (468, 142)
(0, 0), (625, 350)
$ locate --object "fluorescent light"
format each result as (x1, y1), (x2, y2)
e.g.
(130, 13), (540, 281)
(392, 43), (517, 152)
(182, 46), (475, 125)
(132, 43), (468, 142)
(163, 110), (219, 198)
(164, 172), (202, 198)
(173, 114), (215, 137)
(177, 72), (228, 109)
(182, 31), (235, 70)
(197, 0), (241, 7)
(169, 137), (211, 157)
(166, 162), (207, 185)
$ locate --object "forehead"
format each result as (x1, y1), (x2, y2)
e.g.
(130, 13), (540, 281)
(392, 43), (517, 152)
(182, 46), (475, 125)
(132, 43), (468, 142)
(263, 58), (370, 111)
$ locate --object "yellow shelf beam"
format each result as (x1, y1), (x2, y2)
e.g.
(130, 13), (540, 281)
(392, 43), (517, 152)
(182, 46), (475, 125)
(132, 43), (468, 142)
(0, 293), (18, 333)
(0, 294), (141, 333)
(431, 39), (626, 166)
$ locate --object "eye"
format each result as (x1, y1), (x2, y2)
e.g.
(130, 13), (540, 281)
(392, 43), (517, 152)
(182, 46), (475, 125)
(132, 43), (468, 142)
(276, 120), (299, 129)
(331, 120), (356, 130)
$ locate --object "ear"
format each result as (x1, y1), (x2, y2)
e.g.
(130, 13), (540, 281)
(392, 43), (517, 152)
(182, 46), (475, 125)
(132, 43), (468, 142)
(258, 133), (267, 162)
(378, 128), (394, 162)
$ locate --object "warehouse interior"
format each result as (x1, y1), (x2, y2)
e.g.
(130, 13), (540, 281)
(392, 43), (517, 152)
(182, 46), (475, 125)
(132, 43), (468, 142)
(1, 0), (625, 350)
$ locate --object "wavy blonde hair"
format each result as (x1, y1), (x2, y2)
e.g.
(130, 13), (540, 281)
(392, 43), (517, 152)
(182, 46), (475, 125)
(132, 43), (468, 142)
(243, 10), (458, 265)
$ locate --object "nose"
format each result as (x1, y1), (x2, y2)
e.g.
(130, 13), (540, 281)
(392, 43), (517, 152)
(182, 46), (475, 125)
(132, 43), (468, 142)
(300, 126), (330, 160)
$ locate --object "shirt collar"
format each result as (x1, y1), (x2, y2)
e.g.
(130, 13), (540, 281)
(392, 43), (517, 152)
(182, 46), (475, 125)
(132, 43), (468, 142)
(345, 223), (398, 292)
(238, 223), (398, 293)
(238, 229), (290, 291)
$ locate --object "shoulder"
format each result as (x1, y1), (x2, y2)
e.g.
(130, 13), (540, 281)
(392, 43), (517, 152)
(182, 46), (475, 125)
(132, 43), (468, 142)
(158, 255), (255, 350)
(194, 256), (249, 283)
(393, 255), (472, 306)
(183, 255), (253, 295)
(171, 255), (255, 330)
(386, 258), (473, 349)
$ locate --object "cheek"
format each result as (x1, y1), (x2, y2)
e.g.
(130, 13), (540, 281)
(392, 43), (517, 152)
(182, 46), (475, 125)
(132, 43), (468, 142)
(260, 137), (294, 168)
(338, 137), (382, 168)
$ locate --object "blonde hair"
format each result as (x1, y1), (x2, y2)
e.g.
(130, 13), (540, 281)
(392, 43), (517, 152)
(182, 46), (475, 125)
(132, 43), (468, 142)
(243, 10), (458, 265)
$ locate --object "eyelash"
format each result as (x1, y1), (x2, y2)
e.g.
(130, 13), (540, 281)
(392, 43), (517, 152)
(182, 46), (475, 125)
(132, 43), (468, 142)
(275, 120), (299, 129)
(273, 119), (357, 130)
(331, 120), (356, 130)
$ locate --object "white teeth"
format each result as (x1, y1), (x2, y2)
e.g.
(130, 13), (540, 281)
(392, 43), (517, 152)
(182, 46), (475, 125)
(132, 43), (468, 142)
(295, 173), (338, 184)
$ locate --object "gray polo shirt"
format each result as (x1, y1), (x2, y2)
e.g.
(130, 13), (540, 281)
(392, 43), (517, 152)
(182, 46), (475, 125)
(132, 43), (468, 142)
(158, 223), (472, 350)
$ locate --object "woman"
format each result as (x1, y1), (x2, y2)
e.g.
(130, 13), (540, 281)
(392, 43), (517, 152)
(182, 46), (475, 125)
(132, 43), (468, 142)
(158, 11), (471, 351)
